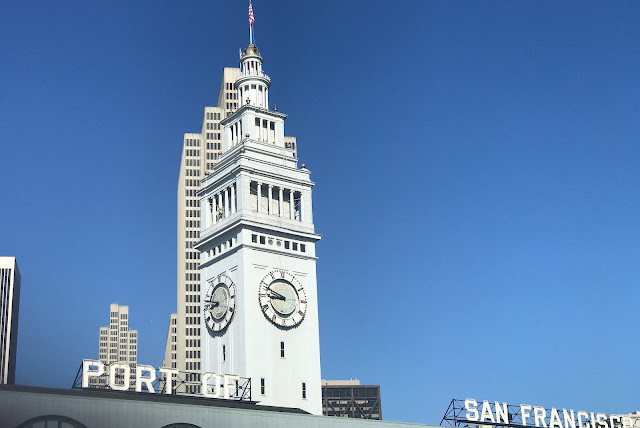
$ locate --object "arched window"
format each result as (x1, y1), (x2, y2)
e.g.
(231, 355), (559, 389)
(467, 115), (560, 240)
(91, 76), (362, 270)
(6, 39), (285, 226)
(161, 424), (202, 428)
(16, 415), (88, 428)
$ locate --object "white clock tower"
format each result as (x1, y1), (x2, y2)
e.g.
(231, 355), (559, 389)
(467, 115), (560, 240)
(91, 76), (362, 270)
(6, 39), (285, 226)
(195, 41), (322, 415)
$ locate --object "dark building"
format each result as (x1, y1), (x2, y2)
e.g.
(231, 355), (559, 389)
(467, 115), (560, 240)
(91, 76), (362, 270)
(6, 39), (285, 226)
(322, 380), (382, 420)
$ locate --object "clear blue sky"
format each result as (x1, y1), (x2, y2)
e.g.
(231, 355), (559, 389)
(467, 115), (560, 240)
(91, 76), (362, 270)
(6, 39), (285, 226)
(1, 0), (639, 424)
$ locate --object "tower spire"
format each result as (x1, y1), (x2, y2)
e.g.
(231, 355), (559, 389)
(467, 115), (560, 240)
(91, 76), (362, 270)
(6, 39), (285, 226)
(248, 1), (255, 45)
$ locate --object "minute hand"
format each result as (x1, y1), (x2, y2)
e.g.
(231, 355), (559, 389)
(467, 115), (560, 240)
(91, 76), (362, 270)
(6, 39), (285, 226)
(268, 289), (286, 300)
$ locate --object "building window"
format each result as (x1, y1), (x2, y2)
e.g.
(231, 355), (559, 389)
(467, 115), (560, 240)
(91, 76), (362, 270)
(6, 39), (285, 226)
(260, 378), (265, 395)
(302, 382), (307, 399)
(280, 341), (285, 358)
(222, 345), (226, 362)
(300, 244), (306, 253)
(284, 241), (290, 249)
(293, 242), (298, 251)
(259, 236), (265, 245)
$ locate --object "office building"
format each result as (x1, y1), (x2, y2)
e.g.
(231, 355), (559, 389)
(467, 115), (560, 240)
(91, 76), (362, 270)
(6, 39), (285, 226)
(89, 303), (138, 389)
(322, 380), (382, 420)
(0, 257), (20, 385)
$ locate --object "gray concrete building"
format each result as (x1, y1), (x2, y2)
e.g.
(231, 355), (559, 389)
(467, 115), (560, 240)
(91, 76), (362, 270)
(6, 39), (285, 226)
(0, 384), (428, 428)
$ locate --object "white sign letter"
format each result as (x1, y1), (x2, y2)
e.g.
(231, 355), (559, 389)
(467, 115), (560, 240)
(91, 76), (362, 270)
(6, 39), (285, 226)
(202, 372), (221, 398)
(479, 401), (495, 423)
(465, 399), (479, 422)
(158, 367), (179, 395)
(564, 409), (576, 428)
(135, 365), (156, 393)
(577, 411), (589, 428)
(109, 363), (131, 391)
(522, 405), (533, 426)
(495, 402), (509, 424)
(224, 374), (239, 399)
(550, 408), (563, 428)
(534, 406), (548, 427)
(82, 359), (104, 388)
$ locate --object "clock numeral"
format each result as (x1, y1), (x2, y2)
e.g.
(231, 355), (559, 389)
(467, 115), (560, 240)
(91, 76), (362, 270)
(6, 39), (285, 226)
(280, 271), (285, 278)
(300, 300), (307, 304)
(298, 310), (305, 316)
(269, 272), (275, 280)
(262, 304), (269, 310)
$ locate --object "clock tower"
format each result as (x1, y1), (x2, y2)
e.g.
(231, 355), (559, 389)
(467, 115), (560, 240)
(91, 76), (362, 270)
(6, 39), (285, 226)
(195, 41), (322, 415)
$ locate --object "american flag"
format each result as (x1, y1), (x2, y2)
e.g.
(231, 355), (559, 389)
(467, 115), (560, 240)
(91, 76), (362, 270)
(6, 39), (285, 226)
(248, 3), (255, 25)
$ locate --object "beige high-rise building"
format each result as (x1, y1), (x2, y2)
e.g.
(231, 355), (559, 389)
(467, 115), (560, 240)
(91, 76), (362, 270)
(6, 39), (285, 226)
(0, 257), (21, 385)
(90, 303), (138, 389)
(165, 64), (297, 394)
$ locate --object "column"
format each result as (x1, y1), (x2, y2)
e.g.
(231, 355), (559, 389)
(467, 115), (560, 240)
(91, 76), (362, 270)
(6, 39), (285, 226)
(299, 192), (304, 222)
(257, 183), (262, 213)
(289, 190), (294, 220)
(208, 197), (213, 227)
(216, 193), (222, 221)
(230, 183), (236, 214)
(267, 185), (273, 215)
(224, 187), (230, 218)
(278, 187), (283, 217)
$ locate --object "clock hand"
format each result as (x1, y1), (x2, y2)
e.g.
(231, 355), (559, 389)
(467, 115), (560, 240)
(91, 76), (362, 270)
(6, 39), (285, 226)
(269, 293), (286, 301)
(268, 288), (286, 300)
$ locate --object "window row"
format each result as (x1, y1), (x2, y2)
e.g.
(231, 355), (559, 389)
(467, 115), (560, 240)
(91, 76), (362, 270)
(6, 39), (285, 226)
(205, 132), (221, 140)
(206, 142), (222, 151)
(185, 273), (200, 281)
(186, 305), (200, 314)
(186, 339), (200, 348)
(185, 316), (199, 325)
(205, 122), (221, 130)
(185, 283), (200, 292)
(186, 169), (200, 177)
(185, 149), (200, 157)
(186, 361), (201, 371)
(206, 112), (222, 120)
(186, 350), (201, 359)
(185, 327), (200, 337)
(186, 295), (200, 304)
(185, 220), (200, 228)
(251, 234), (306, 253)
(185, 138), (200, 147)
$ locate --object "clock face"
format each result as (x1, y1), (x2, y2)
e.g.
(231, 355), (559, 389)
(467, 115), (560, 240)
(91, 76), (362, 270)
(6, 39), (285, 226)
(204, 273), (236, 333)
(258, 270), (307, 329)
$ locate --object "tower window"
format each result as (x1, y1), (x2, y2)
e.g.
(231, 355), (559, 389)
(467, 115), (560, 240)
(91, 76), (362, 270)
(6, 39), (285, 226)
(280, 341), (285, 358)
(302, 382), (307, 399)
(261, 378), (265, 395)
(284, 241), (290, 249)
(300, 244), (306, 253)
(222, 345), (226, 362)
(259, 236), (265, 245)
(293, 242), (298, 251)
(251, 234), (257, 243)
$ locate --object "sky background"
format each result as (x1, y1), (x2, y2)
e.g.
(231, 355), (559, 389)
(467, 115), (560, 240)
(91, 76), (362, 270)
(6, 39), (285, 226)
(1, 0), (639, 424)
